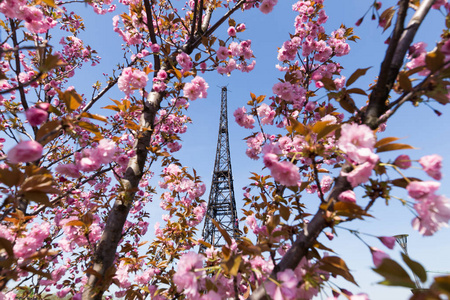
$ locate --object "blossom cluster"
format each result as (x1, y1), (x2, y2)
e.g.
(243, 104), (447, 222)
(338, 123), (379, 188)
(56, 139), (118, 177)
(407, 181), (450, 236)
(262, 144), (300, 187)
(183, 76), (209, 100)
(0, 0), (57, 33)
(118, 67), (148, 96)
(216, 40), (256, 75)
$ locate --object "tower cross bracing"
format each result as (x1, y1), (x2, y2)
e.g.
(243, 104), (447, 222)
(201, 87), (239, 248)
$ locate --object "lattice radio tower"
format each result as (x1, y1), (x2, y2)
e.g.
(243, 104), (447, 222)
(201, 87), (239, 248)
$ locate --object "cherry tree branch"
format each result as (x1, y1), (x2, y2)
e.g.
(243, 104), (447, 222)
(143, 0), (161, 72)
(9, 20), (29, 111)
(248, 171), (352, 300)
(248, 1), (436, 299)
(364, 0), (409, 129)
(83, 2), (252, 297)
(364, 0), (436, 129)
(379, 60), (450, 125)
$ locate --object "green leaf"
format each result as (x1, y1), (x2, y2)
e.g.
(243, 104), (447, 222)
(279, 204), (290, 221)
(79, 112), (108, 123)
(211, 218), (232, 246)
(60, 89), (83, 112)
(334, 202), (371, 219)
(398, 72), (413, 92)
(36, 120), (61, 145)
(379, 6), (395, 32)
(77, 121), (101, 135)
(337, 93), (356, 114)
(39, 54), (65, 72)
(316, 124), (340, 141)
(319, 256), (358, 285)
(346, 67), (372, 87)
(346, 88), (368, 96)
(321, 77), (337, 90)
(390, 177), (421, 189)
(23, 191), (51, 206)
(373, 258), (415, 288)
(402, 253), (427, 283)
(426, 50), (445, 73)
(374, 137), (400, 148)
(432, 275), (450, 296)
(0, 167), (24, 188)
(286, 118), (307, 135)
(376, 143), (415, 153)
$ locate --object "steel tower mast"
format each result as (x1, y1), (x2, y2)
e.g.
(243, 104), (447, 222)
(201, 87), (238, 248)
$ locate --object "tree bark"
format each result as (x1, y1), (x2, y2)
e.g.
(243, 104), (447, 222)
(82, 0), (249, 297)
(83, 92), (162, 300)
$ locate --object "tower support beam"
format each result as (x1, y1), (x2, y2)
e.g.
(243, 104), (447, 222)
(202, 87), (238, 248)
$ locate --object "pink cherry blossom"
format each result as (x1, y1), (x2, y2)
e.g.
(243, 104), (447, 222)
(13, 222), (50, 260)
(338, 123), (376, 164)
(419, 154), (442, 180)
(114, 260), (131, 288)
(338, 190), (356, 203)
(118, 67), (148, 96)
(412, 194), (450, 236)
(183, 76), (209, 100)
(96, 139), (117, 164)
(350, 294), (370, 300)
(393, 154), (411, 169)
(135, 268), (155, 285)
(342, 160), (377, 188)
(234, 106), (255, 129)
(378, 236), (396, 249)
(263, 147), (300, 187)
(265, 269), (298, 300)
(55, 163), (81, 178)
(227, 26), (236, 37)
(257, 103), (276, 125)
(176, 52), (193, 72)
(8, 140), (43, 164)
(150, 43), (160, 53)
(173, 252), (205, 298)
(320, 175), (333, 194)
(236, 23), (246, 32)
(407, 181), (440, 199)
(259, 0), (278, 14)
(370, 247), (389, 267)
(246, 132), (265, 159)
(217, 46), (229, 60)
(200, 291), (222, 300)
(26, 106), (48, 126)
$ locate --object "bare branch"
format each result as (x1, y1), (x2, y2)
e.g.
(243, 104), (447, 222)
(191, 0), (199, 37)
(143, 0), (161, 72)
(364, 0), (410, 129)
(9, 20), (29, 111)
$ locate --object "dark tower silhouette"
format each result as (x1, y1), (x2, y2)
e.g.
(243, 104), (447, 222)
(201, 87), (238, 248)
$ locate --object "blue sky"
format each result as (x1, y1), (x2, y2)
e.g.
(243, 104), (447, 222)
(71, 0), (450, 299)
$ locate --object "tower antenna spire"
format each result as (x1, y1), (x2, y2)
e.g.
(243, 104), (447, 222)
(201, 87), (239, 249)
